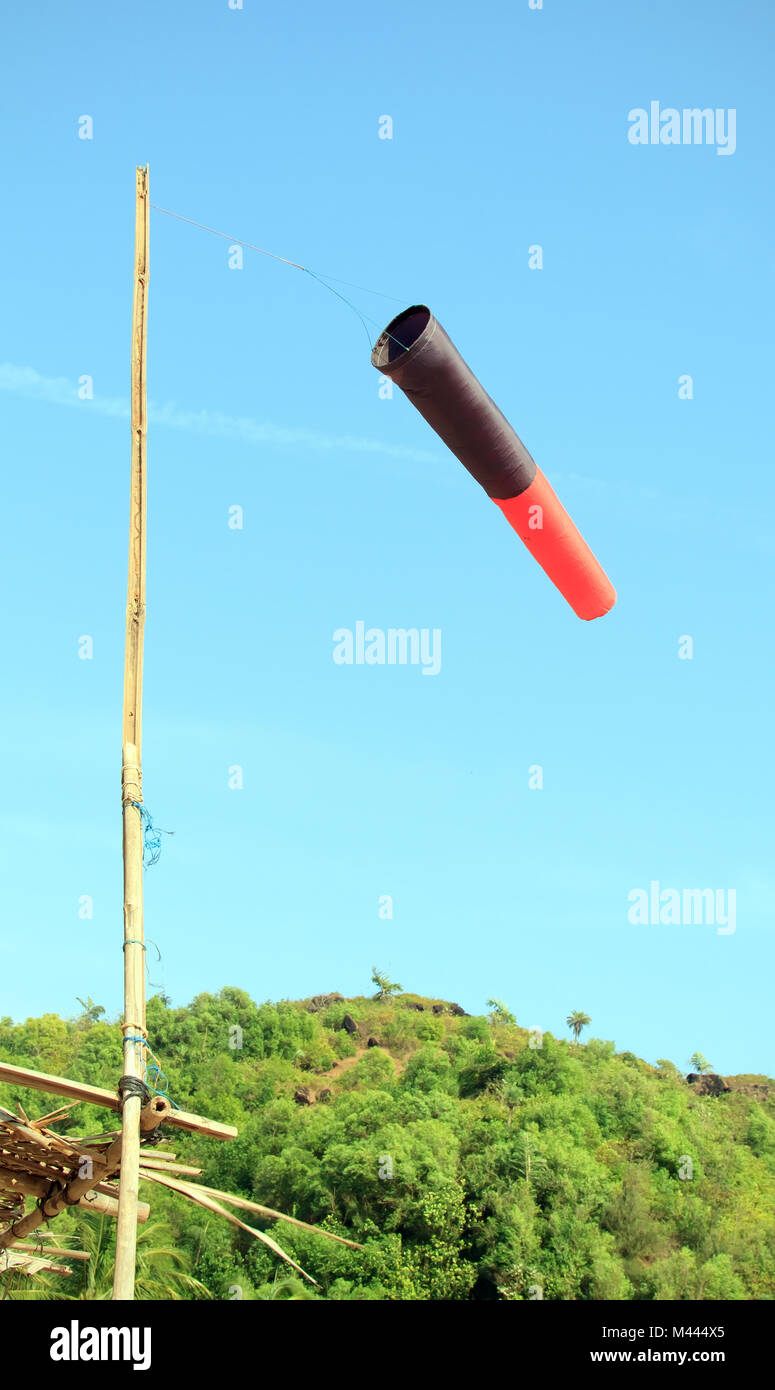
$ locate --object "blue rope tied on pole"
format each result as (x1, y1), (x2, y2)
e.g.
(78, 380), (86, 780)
(128, 802), (172, 868)
(122, 1035), (181, 1109)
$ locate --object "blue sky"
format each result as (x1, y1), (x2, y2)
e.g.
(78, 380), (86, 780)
(2, 0), (773, 1075)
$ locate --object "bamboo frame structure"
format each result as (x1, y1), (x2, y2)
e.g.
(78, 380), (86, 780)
(0, 1121), (123, 1250)
(0, 166), (364, 1299)
(0, 1094), (161, 1253)
(113, 163), (151, 1301)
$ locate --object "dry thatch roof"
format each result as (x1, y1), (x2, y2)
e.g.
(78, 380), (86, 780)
(0, 1104), (115, 1227)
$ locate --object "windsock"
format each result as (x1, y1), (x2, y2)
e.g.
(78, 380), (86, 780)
(371, 305), (615, 620)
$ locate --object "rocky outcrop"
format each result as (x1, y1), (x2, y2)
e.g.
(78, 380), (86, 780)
(686, 1073), (731, 1097)
(723, 1077), (773, 1102)
(305, 992), (344, 1013)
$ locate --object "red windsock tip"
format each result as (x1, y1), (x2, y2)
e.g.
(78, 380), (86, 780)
(494, 472), (616, 621)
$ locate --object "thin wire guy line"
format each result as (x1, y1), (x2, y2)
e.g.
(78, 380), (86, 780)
(149, 202), (411, 354)
(149, 203), (406, 302)
(149, 203), (307, 270)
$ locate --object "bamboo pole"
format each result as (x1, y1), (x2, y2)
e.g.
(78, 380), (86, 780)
(113, 164), (150, 1302)
(0, 1062), (237, 1139)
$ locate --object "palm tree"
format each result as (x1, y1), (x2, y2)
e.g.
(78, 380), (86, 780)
(689, 1052), (713, 1074)
(567, 1010), (591, 1045)
(511, 1131), (547, 1189)
(3, 1213), (210, 1301)
(91, 1216), (210, 1300)
(371, 967), (403, 1000)
(487, 998), (516, 1026)
(75, 996), (105, 1027)
(497, 1079), (525, 1128)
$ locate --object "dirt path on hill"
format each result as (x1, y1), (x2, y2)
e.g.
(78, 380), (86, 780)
(305, 1044), (405, 1100)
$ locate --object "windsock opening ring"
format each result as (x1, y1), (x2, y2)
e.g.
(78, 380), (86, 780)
(372, 304), (435, 368)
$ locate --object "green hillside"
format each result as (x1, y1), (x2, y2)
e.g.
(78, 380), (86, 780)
(2, 986), (774, 1300)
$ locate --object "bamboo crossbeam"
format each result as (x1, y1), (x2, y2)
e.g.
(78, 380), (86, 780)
(0, 1062), (237, 1141)
(11, 1244), (87, 1261)
(1, 1174), (126, 1220)
(95, 1190), (151, 1223)
(11, 1243), (91, 1262)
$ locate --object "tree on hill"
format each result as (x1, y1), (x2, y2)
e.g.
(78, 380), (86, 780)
(75, 996), (105, 1027)
(486, 998), (516, 1026)
(513, 1130), (547, 1188)
(3, 990), (774, 1303)
(656, 1058), (682, 1078)
(567, 1010), (591, 1045)
(371, 966), (403, 1000)
(689, 1052), (713, 1074)
(497, 1077), (524, 1127)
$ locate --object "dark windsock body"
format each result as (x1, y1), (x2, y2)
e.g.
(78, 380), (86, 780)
(371, 305), (616, 621)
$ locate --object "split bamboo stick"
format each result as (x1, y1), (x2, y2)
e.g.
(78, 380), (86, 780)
(137, 1157), (203, 1176)
(11, 1243), (91, 1261)
(1, 1253), (73, 1277)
